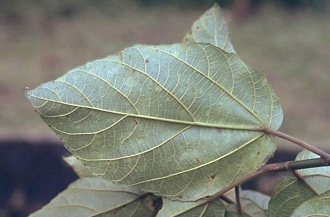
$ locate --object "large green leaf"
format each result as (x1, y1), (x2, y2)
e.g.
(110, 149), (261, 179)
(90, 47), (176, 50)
(291, 190), (330, 217)
(295, 149), (330, 195)
(157, 197), (225, 217)
(29, 177), (153, 217)
(184, 3), (236, 54)
(268, 174), (317, 217)
(26, 42), (282, 200)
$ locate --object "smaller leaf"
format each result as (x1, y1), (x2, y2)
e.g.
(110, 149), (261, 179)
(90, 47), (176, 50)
(268, 174), (316, 217)
(157, 197), (225, 217)
(184, 3), (236, 54)
(29, 177), (153, 217)
(295, 149), (330, 195)
(225, 198), (267, 217)
(63, 155), (94, 178)
(291, 190), (330, 217)
(241, 190), (270, 210)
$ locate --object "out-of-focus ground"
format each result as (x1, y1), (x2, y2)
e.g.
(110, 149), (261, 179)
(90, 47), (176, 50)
(1, 0), (330, 216)
(1, 1), (330, 150)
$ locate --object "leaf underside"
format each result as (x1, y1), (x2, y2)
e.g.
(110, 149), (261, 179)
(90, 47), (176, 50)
(184, 3), (236, 54)
(241, 190), (270, 210)
(291, 191), (330, 217)
(268, 174), (316, 217)
(295, 149), (330, 195)
(158, 197), (225, 217)
(225, 198), (268, 217)
(63, 155), (94, 178)
(29, 177), (152, 217)
(26, 42), (282, 200)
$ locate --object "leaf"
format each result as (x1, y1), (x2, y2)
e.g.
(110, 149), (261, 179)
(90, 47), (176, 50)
(241, 190), (270, 210)
(225, 198), (268, 217)
(184, 3), (236, 54)
(29, 177), (153, 217)
(157, 197), (225, 217)
(295, 149), (330, 195)
(291, 190), (330, 217)
(26, 42), (283, 200)
(63, 155), (94, 177)
(268, 174), (317, 217)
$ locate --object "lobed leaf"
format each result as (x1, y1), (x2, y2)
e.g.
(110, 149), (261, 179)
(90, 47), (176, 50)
(26, 42), (282, 200)
(29, 177), (153, 217)
(295, 149), (330, 195)
(184, 3), (236, 54)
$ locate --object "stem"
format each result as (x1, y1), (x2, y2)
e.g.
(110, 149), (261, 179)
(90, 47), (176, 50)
(265, 127), (330, 161)
(235, 186), (243, 216)
(191, 157), (330, 211)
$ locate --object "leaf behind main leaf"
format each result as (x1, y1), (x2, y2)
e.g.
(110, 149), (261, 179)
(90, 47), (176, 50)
(184, 3), (236, 54)
(225, 198), (268, 217)
(63, 155), (94, 178)
(29, 177), (153, 217)
(26, 42), (282, 201)
(295, 149), (330, 195)
(291, 191), (330, 217)
(268, 174), (317, 217)
(158, 197), (225, 217)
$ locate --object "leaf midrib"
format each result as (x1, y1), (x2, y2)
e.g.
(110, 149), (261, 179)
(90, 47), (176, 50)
(28, 43), (272, 130)
(29, 93), (265, 132)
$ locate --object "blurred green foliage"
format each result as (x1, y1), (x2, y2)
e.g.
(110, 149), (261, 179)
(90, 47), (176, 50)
(138, 0), (328, 10)
(0, 0), (328, 18)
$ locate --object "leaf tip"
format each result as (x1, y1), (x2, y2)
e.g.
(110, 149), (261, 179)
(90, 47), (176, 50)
(24, 87), (32, 100)
(213, 2), (220, 8)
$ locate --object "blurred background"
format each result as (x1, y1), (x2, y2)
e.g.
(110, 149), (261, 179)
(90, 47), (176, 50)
(1, 0), (329, 216)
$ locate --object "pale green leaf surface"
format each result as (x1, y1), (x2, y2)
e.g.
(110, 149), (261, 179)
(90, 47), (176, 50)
(295, 149), (330, 195)
(291, 191), (330, 217)
(268, 174), (316, 217)
(29, 177), (152, 217)
(225, 198), (267, 217)
(241, 190), (270, 210)
(184, 3), (236, 54)
(63, 155), (94, 177)
(26, 42), (282, 200)
(157, 197), (225, 217)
